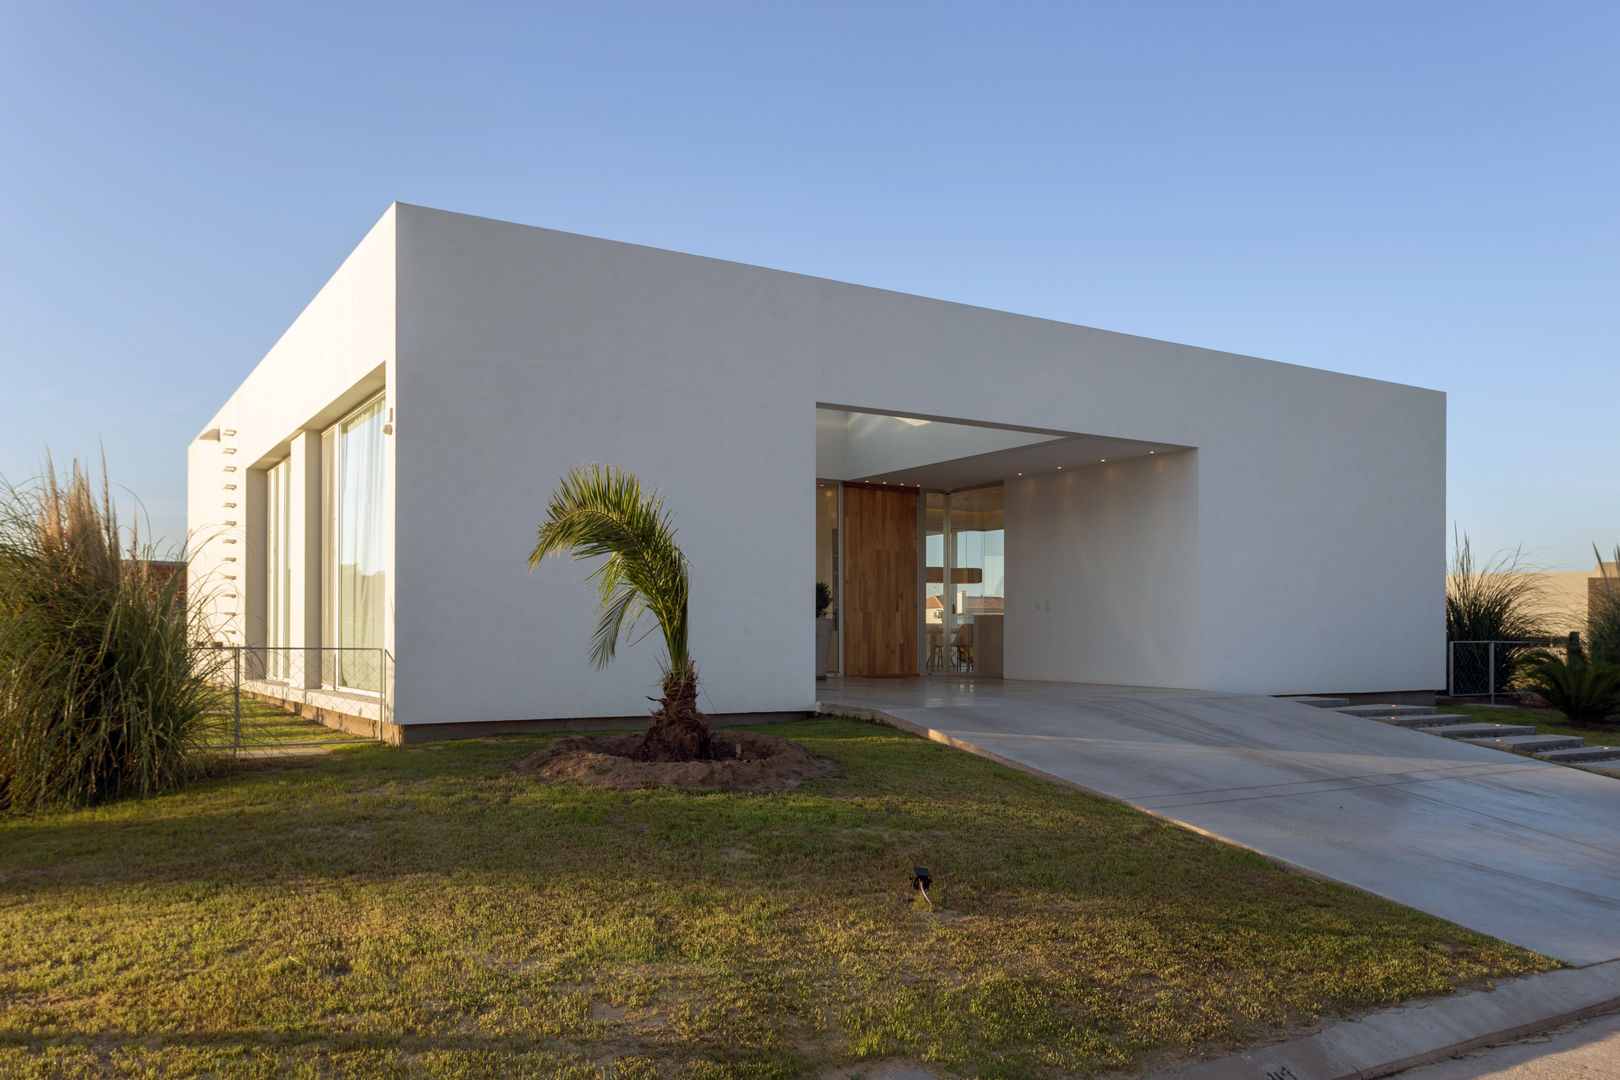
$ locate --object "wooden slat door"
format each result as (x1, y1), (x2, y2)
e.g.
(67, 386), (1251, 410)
(842, 484), (918, 677)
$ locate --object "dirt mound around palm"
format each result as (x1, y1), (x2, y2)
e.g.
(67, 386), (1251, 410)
(514, 730), (835, 792)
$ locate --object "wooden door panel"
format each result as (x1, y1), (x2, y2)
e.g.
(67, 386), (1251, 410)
(842, 485), (918, 677)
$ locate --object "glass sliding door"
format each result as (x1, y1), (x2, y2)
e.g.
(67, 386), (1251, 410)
(924, 493), (947, 671)
(331, 395), (386, 691)
(946, 485), (1004, 676)
(815, 482), (842, 676)
(922, 485), (1005, 676)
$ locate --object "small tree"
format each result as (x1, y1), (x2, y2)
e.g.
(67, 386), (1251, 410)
(527, 464), (709, 761)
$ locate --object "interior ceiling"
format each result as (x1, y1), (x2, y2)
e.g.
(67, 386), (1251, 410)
(820, 408), (1189, 491)
(858, 434), (1179, 490)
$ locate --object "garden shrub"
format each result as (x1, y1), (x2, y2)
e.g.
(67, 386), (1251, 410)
(1519, 650), (1620, 727)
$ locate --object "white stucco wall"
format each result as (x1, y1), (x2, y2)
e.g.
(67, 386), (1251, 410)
(1006, 452), (1200, 687)
(392, 206), (817, 725)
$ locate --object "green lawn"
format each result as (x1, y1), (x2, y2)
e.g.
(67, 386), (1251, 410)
(0, 717), (1554, 1079)
(202, 695), (375, 751)
(1442, 703), (1620, 748)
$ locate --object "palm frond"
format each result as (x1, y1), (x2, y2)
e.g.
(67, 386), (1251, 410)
(528, 464), (690, 673)
(1520, 650), (1620, 726)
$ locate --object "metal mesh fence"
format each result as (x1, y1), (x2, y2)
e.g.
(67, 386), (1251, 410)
(205, 646), (389, 754)
(1447, 637), (1579, 702)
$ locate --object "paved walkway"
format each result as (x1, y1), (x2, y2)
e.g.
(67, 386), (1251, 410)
(819, 677), (1620, 966)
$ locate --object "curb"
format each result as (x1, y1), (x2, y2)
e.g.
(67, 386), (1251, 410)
(1141, 961), (1620, 1080)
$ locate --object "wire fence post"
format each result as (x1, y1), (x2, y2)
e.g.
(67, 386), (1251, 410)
(379, 647), (387, 742)
(232, 645), (242, 757)
(1446, 640), (1454, 697)
(1487, 640), (1497, 704)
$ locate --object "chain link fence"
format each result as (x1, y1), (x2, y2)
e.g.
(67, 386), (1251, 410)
(1446, 635), (1580, 702)
(205, 646), (391, 755)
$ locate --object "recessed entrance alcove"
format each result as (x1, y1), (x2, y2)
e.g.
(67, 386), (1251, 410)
(814, 406), (1198, 687)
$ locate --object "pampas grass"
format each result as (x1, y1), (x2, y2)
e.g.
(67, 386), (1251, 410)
(1589, 546), (1620, 664)
(0, 455), (222, 814)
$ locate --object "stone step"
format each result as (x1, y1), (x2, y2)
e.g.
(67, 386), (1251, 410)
(1414, 722), (1539, 739)
(1335, 704), (1438, 718)
(1536, 745), (1620, 763)
(1382, 713), (1475, 729)
(1460, 734), (1588, 754)
(1285, 696), (1351, 709)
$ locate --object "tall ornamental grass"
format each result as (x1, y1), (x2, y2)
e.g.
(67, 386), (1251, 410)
(1589, 545), (1620, 664)
(1446, 530), (1550, 696)
(1445, 530), (1548, 643)
(0, 458), (221, 814)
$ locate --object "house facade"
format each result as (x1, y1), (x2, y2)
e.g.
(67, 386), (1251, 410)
(188, 203), (1446, 740)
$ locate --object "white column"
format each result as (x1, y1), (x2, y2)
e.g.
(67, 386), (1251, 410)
(290, 430), (323, 689)
(242, 467), (267, 653)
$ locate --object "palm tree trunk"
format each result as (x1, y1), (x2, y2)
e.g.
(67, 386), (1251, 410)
(639, 660), (711, 762)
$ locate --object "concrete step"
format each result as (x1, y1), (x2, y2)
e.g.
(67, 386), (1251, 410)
(1382, 713), (1475, 729)
(1460, 734), (1587, 754)
(1415, 722), (1539, 739)
(1536, 745), (1620, 763)
(1286, 696), (1351, 709)
(1335, 704), (1438, 719)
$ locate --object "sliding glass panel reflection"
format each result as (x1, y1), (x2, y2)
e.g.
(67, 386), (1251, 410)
(336, 396), (386, 691)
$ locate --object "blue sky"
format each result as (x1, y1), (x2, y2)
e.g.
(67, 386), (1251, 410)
(1, 1), (1615, 568)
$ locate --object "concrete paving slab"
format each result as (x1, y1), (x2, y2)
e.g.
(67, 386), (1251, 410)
(1539, 746), (1620, 763)
(1384, 713), (1474, 728)
(1414, 722), (1539, 738)
(818, 678), (1620, 965)
(1143, 961), (1620, 1080)
(1336, 704), (1438, 718)
(1462, 734), (1586, 753)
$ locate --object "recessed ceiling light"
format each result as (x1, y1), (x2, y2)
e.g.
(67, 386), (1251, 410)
(1056, 466), (1062, 470)
(1100, 458), (1107, 463)
(1148, 449), (1156, 454)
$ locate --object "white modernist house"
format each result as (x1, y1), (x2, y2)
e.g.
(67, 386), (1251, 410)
(188, 203), (1445, 741)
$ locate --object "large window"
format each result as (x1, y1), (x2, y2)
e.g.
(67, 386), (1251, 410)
(326, 395), (386, 691)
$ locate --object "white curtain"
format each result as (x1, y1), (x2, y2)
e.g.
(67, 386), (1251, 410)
(337, 397), (386, 690)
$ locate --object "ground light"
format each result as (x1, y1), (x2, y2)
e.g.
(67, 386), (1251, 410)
(911, 866), (934, 908)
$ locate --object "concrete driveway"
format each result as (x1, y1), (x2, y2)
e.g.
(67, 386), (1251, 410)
(818, 677), (1620, 966)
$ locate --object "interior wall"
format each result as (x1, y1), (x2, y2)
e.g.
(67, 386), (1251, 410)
(1005, 451), (1199, 687)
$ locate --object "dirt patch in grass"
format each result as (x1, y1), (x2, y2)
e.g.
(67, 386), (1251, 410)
(515, 730), (837, 791)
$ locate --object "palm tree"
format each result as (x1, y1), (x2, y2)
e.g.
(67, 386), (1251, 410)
(527, 464), (709, 761)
